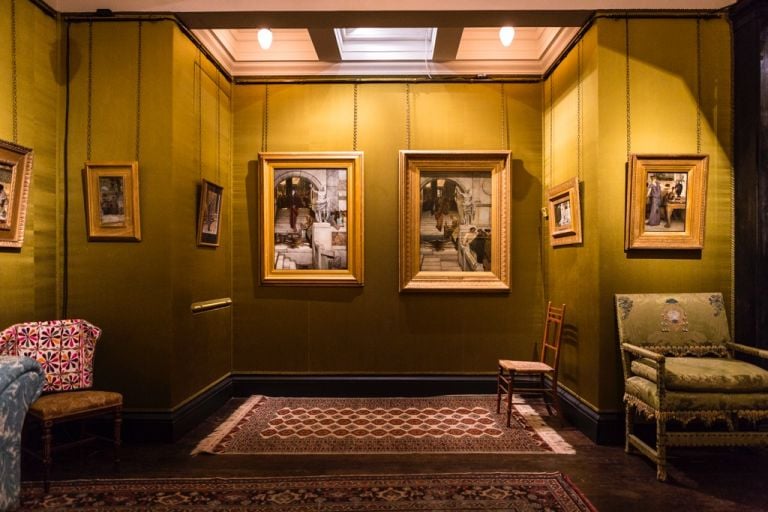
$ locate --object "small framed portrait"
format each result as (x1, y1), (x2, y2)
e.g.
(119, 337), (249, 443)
(625, 154), (708, 250)
(258, 152), (364, 286)
(83, 161), (141, 241)
(547, 177), (582, 247)
(197, 179), (224, 247)
(0, 139), (33, 249)
(398, 150), (511, 292)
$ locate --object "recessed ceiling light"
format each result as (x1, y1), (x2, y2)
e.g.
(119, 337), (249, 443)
(334, 28), (437, 61)
(258, 28), (273, 50)
(499, 26), (515, 47)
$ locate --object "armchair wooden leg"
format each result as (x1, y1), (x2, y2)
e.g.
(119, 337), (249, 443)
(625, 404), (634, 454)
(656, 416), (668, 482)
(42, 420), (53, 493)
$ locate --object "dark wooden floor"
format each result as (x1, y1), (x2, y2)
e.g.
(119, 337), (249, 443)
(21, 398), (768, 511)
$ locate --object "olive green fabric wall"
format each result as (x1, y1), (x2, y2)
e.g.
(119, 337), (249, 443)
(232, 83), (546, 374)
(0, 1), (62, 327)
(543, 18), (733, 411)
(66, 20), (232, 410)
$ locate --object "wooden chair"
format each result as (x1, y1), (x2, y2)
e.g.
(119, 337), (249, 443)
(0, 319), (122, 492)
(496, 302), (566, 426)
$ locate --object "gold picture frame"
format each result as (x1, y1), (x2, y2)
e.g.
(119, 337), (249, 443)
(547, 177), (582, 247)
(258, 152), (364, 286)
(83, 161), (141, 241)
(0, 139), (33, 249)
(625, 154), (708, 250)
(399, 150), (511, 292)
(197, 179), (223, 247)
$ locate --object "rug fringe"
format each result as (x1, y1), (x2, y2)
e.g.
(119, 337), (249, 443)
(513, 396), (575, 455)
(191, 395), (265, 455)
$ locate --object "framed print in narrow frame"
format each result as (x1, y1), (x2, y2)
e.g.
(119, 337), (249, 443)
(625, 154), (708, 250)
(547, 177), (582, 247)
(0, 139), (33, 249)
(83, 161), (141, 241)
(258, 152), (364, 286)
(398, 150), (511, 292)
(197, 179), (223, 247)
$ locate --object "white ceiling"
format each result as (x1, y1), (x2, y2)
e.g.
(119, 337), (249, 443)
(43, 0), (739, 78)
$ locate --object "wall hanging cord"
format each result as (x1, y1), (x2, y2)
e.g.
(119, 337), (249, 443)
(500, 84), (509, 150)
(405, 83), (411, 150)
(86, 21), (93, 161)
(10, 0), (18, 143)
(135, 22), (142, 162)
(217, 72), (221, 181)
(625, 17), (632, 160)
(549, 74), (554, 188)
(353, 83), (359, 151)
(261, 84), (269, 152)
(696, 19), (702, 155)
(577, 41), (583, 182)
(197, 50), (203, 178)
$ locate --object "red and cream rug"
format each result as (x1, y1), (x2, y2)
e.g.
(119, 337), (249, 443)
(192, 395), (574, 455)
(21, 472), (596, 511)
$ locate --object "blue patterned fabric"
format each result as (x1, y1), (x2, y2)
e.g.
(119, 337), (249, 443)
(0, 356), (44, 511)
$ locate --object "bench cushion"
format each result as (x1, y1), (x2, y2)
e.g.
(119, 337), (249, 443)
(631, 357), (768, 393)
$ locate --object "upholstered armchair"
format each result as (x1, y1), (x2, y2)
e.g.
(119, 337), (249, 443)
(0, 356), (44, 510)
(615, 293), (768, 481)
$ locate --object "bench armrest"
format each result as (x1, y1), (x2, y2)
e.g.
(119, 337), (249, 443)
(727, 342), (768, 360)
(621, 342), (665, 363)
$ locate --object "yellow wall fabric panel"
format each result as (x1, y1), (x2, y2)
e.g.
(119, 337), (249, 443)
(232, 82), (545, 374)
(0, 0), (61, 328)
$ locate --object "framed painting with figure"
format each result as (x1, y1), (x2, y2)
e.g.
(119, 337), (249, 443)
(83, 161), (141, 241)
(258, 152), (364, 286)
(0, 139), (33, 249)
(547, 177), (582, 247)
(197, 179), (223, 247)
(398, 150), (511, 292)
(625, 154), (708, 250)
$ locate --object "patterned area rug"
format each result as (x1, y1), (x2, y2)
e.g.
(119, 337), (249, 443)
(20, 473), (596, 511)
(192, 395), (574, 455)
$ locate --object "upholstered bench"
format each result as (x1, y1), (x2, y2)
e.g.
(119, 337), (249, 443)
(615, 293), (768, 481)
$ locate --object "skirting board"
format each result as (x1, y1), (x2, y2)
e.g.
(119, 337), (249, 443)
(122, 374), (623, 445)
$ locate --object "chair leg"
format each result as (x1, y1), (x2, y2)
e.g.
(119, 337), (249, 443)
(496, 369), (503, 414)
(550, 375), (562, 420)
(625, 404), (634, 454)
(42, 420), (53, 493)
(113, 408), (122, 471)
(506, 371), (515, 427)
(656, 416), (668, 482)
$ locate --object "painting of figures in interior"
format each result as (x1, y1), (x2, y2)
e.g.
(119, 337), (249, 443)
(258, 152), (364, 286)
(625, 154), (708, 250)
(399, 150), (511, 292)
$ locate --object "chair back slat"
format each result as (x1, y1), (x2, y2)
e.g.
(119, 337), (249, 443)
(540, 302), (566, 368)
(0, 320), (101, 392)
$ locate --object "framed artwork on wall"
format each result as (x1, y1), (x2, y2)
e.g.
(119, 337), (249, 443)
(258, 152), (364, 286)
(398, 150), (511, 292)
(197, 179), (223, 247)
(0, 139), (33, 249)
(83, 161), (141, 242)
(547, 177), (582, 247)
(625, 154), (709, 250)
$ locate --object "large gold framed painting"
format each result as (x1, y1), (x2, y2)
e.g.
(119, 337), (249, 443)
(625, 154), (708, 250)
(399, 150), (511, 292)
(0, 139), (33, 249)
(258, 152), (364, 286)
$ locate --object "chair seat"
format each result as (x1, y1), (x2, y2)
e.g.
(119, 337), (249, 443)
(499, 360), (553, 373)
(29, 390), (123, 421)
(631, 357), (768, 392)
(626, 376), (768, 413)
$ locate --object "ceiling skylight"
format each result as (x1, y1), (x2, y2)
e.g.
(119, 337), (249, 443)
(333, 28), (437, 61)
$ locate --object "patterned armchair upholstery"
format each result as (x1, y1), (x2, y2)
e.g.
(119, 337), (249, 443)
(0, 320), (122, 492)
(0, 356), (44, 510)
(615, 293), (768, 481)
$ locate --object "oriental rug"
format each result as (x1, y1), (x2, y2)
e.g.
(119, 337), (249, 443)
(20, 472), (597, 511)
(192, 395), (574, 455)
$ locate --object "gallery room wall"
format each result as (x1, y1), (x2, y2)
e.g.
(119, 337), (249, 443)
(0, 0), (62, 328)
(543, 17), (733, 412)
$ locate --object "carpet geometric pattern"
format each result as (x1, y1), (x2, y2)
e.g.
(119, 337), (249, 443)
(192, 395), (574, 455)
(20, 472), (597, 511)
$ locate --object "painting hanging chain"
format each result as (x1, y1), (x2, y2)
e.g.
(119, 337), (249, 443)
(197, 50), (202, 178)
(10, 0), (18, 143)
(625, 17), (631, 160)
(261, 84), (269, 153)
(549, 75), (554, 188)
(577, 41), (583, 183)
(696, 19), (702, 155)
(500, 83), (509, 150)
(135, 22), (142, 162)
(405, 83), (411, 150)
(86, 21), (93, 160)
(353, 83), (359, 151)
